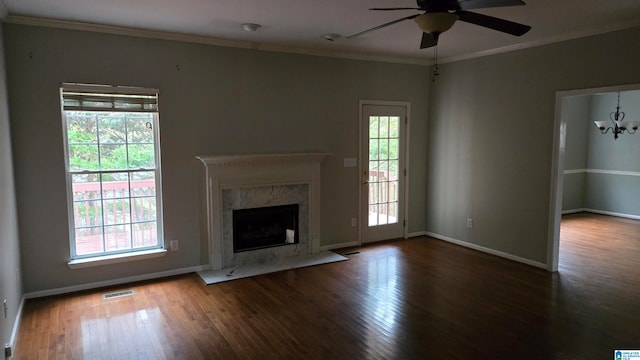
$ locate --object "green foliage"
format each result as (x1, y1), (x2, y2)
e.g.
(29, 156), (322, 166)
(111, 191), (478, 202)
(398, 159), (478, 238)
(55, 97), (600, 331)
(66, 111), (156, 171)
(368, 116), (400, 177)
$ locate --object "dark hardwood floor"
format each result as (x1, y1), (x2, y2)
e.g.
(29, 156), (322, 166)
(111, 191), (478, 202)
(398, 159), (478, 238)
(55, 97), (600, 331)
(13, 213), (640, 359)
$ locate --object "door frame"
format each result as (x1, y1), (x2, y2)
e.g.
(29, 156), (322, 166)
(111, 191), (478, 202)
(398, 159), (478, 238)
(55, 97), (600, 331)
(358, 100), (411, 245)
(548, 83), (640, 272)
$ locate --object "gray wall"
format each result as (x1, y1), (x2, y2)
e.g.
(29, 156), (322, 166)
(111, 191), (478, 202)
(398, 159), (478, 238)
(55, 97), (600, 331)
(0, 23), (23, 348)
(427, 26), (640, 264)
(562, 91), (640, 216)
(4, 24), (429, 293)
(562, 95), (590, 210)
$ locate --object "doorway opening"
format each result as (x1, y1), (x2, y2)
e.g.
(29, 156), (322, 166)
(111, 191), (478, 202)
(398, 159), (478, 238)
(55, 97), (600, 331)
(548, 83), (640, 271)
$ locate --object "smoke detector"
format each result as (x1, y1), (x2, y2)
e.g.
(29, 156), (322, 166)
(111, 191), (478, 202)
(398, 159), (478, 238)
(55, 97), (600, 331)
(242, 23), (261, 32)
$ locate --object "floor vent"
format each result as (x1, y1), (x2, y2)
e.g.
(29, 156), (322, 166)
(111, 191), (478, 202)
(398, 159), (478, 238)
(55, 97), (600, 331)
(103, 289), (134, 300)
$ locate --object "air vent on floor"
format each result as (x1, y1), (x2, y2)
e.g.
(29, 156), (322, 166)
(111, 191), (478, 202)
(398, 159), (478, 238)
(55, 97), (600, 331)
(103, 289), (134, 300)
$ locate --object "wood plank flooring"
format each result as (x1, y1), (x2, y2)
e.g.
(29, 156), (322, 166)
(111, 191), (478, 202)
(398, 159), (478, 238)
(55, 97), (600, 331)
(13, 213), (640, 359)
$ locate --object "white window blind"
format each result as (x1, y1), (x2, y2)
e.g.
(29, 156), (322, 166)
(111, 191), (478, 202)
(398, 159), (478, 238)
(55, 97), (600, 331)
(61, 83), (159, 112)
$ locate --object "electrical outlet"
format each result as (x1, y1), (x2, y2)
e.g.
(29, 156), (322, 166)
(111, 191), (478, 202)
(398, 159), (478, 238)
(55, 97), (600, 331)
(3, 299), (7, 319)
(170, 240), (179, 251)
(351, 218), (357, 227)
(467, 218), (473, 229)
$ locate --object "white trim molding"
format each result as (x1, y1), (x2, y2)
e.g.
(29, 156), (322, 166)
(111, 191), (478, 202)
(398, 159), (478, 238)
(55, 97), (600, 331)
(68, 248), (167, 269)
(564, 168), (640, 177)
(408, 231), (427, 238)
(563, 168), (587, 175)
(564, 208), (640, 221)
(6, 295), (25, 358)
(426, 232), (547, 270)
(24, 265), (208, 299)
(562, 208), (586, 215)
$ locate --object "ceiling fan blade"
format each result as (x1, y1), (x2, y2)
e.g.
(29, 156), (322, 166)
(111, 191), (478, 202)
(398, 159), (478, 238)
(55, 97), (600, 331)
(453, 0), (526, 10)
(369, 7), (422, 11)
(347, 14), (420, 39)
(456, 10), (531, 36)
(419, 32), (438, 49)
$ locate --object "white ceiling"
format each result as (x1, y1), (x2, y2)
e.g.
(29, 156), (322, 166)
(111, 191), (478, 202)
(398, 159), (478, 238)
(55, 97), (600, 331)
(2, 0), (640, 64)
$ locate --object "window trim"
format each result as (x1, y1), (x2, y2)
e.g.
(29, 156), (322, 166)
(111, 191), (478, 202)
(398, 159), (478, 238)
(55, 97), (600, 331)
(67, 248), (167, 269)
(60, 83), (165, 261)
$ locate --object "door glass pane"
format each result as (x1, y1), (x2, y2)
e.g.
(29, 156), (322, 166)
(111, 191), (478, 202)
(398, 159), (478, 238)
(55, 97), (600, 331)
(369, 116), (379, 138)
(379, 117), (389, 137)
(368, 114), (400, 227)
(369, 139), (379, 160)
(389, 117), (399, 137)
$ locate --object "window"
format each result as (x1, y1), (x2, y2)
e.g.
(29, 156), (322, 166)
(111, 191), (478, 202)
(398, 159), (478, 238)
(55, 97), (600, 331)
(61, 83), (163, 259)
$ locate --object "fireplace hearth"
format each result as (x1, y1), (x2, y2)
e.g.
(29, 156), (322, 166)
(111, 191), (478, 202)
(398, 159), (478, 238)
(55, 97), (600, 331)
(233, 204), (299, 252)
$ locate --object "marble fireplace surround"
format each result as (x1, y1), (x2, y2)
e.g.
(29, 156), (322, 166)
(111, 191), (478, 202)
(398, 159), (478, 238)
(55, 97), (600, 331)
(196, 153), (329, 270)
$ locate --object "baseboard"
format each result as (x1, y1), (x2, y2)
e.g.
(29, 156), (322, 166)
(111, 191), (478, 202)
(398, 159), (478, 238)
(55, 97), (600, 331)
(24, 265), (208, 299)
(319, 241), (360, 252)
(407, 231), (427, 238)
(5, 294), (25, 358)
(582, 208), (640, 220)
(425, 232), (548, 270)
(562, 208), (586, 215)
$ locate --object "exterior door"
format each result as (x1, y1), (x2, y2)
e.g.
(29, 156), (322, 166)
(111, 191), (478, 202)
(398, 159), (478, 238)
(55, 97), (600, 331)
(361, 103), (407, 243)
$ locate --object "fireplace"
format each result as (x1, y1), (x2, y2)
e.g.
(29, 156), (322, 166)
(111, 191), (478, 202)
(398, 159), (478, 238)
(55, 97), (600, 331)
(233, 204), (299, 252)
(196, 153), (328, 270)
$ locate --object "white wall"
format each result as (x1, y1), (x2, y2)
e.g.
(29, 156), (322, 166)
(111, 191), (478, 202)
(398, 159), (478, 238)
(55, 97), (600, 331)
(4, 24), (430, 293)
(0, 22), (23, 350)
(427, 26), (640, 264)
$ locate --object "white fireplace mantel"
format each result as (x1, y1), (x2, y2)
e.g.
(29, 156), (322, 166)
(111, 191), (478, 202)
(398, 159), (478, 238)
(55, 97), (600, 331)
(196, 153), (329, 270)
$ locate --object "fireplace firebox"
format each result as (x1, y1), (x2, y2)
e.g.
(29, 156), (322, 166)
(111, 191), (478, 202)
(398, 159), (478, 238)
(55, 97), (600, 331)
(232, 204), (299, 253)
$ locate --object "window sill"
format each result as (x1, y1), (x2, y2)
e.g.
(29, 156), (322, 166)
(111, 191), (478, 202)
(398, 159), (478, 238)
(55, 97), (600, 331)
(68, 248), (167, 269)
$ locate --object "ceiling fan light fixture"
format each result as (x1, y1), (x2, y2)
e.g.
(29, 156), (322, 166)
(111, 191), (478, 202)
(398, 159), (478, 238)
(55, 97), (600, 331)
(414, 12), (459, 34)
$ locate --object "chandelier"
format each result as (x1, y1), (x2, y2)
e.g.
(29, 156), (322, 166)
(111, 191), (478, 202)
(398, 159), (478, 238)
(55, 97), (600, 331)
(594, 92), (640, 140)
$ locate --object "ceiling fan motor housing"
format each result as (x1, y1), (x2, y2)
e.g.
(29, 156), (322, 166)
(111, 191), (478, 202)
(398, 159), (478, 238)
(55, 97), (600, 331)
(414, 12), (459, 34)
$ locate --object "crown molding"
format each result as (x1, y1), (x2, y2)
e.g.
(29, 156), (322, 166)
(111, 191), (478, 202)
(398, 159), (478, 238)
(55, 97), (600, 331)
(441, 18), (640, 64)
(0, 0), (8, 20)
(3, 15), (430, 66)
(7, 13), (639, 67)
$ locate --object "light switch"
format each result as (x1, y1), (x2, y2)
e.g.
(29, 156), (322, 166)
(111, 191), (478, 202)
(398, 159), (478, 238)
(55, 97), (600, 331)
(343, 157), (357, 167)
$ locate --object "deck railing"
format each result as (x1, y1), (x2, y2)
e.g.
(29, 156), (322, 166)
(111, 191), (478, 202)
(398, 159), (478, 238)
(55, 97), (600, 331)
(368, 170), (398, 225)
(72, 179), (157, 255)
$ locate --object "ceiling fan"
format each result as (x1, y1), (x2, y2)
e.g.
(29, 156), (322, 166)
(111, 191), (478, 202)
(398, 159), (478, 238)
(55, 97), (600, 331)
(347, 0), (532, 49)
